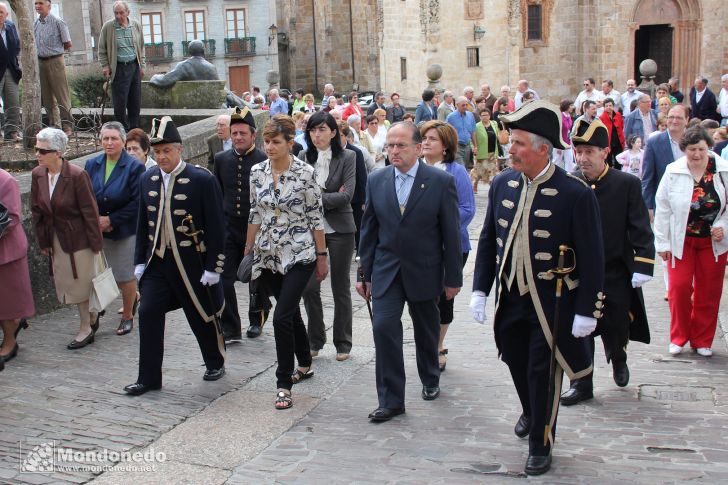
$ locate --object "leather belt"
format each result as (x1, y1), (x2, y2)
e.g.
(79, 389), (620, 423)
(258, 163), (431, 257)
(38, 54), (63, 60)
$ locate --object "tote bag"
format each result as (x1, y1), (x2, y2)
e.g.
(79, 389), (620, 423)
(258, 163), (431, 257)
(90, 252), (120, 312)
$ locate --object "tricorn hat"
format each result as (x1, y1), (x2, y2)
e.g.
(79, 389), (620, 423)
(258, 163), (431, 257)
(571, 118), (609, 149)
(229, 106), (256, 130)
(149, 116), (182, 145)
(499, 100), (569, 149)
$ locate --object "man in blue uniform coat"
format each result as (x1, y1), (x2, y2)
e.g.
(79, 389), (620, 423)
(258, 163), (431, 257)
(124, 116), (226, 395)
(469, 101), (605, 475)
(561, 119), (655, 405)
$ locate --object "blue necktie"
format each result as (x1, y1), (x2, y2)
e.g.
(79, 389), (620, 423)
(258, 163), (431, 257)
(396, 173), (409, 213)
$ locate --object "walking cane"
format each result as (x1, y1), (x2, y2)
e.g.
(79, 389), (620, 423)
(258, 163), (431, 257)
(543, 244), (576, 446)
(97, 80), (110, 136)
(355, 256), (373, 322)
(181, 215), (224, 337)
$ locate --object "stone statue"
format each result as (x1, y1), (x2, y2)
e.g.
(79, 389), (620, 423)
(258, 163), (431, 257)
(149, 40), (219, 89)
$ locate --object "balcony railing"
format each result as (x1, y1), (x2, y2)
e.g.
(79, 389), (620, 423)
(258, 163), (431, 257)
(224, 37), (256, 57)
(144, 42), (173, 62)
(182, 39), (216, 57)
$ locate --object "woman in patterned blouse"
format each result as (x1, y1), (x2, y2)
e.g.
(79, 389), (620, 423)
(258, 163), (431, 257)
(245, 115), (329, 409)
(654, 126), (728, 357)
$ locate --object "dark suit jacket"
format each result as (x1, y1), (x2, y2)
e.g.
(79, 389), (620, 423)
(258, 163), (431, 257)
(641, 130), (677, 210)
(345, 143), (367, 205)
(206, 135), (226, 170)
(689, 87), (720, 121)
(359, 161), (462, 301)
(0, 20), (22, 84)
(31, 160), (103, 255)
(299, 148), (357, 233)
(623, 108), (657, 146)
(85, 150), (145, 240)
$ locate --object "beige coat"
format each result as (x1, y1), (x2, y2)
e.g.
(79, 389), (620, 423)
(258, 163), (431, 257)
(98, 19), (145, 82)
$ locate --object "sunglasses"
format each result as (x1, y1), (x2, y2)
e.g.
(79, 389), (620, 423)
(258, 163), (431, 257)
(35, 148), (56, 155)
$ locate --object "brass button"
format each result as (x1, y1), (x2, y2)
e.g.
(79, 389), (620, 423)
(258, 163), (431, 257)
(236, 204), (240, 208)
(238, 165), (242, 169)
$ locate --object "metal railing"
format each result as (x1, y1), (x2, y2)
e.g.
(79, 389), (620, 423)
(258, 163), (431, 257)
(144, 42), (174, 62)
(182, 39), (216, 57)
(224, 37), (256, 57)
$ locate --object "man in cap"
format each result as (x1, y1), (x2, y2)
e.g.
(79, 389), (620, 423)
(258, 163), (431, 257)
(469, 100), (605, 475)
(124, 116), (226, 395)
(560, 119), (655, 406)
(213, 107), (269, 341)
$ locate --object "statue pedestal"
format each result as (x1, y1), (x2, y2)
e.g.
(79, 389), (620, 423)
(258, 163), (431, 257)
(141, 80), (227, 109)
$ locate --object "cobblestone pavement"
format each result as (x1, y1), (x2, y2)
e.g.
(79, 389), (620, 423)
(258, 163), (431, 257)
(1, 185), (727, 484)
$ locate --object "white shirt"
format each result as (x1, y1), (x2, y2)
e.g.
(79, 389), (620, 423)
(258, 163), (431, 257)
(223, 138), (232, 151)
(621, 90), (642, 116)
(574, 90), (600, 115)
(514, 89), (540, 110)
(667, 131), (684, 161)
(695, 88), (705, 104)
(48, 172), (59, 197)
(718, 88), (728, 117)
(313, 148), (334, 233)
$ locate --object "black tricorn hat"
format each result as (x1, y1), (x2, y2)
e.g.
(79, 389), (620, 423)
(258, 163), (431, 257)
(500, 100), (569, 149)
(571, 118), (610, 149)
(149, 116), (182, 145)
(230, 106), (256, 130)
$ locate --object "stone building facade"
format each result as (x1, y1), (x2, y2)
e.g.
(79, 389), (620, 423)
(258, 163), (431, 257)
(275, 0), (381, 94)
(379, 0), (727, 107)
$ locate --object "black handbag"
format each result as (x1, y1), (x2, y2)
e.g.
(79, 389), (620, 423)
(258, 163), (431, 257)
(237, 253), (254, 283)
(0, 201), (11, 239)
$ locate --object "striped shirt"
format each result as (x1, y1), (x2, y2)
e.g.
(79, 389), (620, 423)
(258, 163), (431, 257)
(33, 14), (71, 58)
(114, 22), (136, 62)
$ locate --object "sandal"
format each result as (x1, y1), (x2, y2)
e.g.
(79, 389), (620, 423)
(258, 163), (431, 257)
(116, 319), (133, 336)
(275, 389), (293, 410)
(291, 366), (314, 384)
(439, 349), (448, 372)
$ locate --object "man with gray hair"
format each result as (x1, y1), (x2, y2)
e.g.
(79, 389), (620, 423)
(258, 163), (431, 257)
(321, 83), (335, 111)
(437, 91), (456, 121)
(98, 1), (145, 130)
(470, 100), (604, 476)
(689, 75), (720, 122)
(0, 2), (22, 140)
(623, 93), (656, 144)
(446, 96), (478, 168)
(463, 86), (476, 111)
(717, 74), (728, 126)
(206, 114), (231, 170)
(367, 91), (386, 116)
(480, 83), (496, 112)
(33, 0), (73, 134)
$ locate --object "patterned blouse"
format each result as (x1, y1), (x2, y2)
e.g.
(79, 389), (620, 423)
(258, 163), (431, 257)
(249, 157), (324, 278)
(686, 157), (721, 238)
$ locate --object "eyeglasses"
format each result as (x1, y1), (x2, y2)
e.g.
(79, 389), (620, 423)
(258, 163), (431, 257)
(35, 147), (56, 155)
(369, 121), (378, 125)
(385, 143), (417, 150)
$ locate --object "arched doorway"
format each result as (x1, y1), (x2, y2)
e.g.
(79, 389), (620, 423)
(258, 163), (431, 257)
(630, 0), (702, 93)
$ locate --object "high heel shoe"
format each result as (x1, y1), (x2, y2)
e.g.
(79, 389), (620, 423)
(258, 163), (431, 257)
(67, 331), (95, 350)
(91, 313), (101, 333)
(0, 343), (18, 362)
(14, 318), (28, 339)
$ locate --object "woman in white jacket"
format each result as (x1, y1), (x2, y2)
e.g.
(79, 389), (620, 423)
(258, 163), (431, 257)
(654, 126), (728, 357)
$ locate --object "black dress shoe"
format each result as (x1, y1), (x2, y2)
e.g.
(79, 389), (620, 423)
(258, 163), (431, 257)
(612, 360), (630, 387)
(203, 367), (225, 381)
(123, 382), (162, 396)
(91, 313), (101, 333)
(14, 318), (29, 339)
(224, 333), (243, 344)
(246, 324), (262, 338)
(560, 386), (594, 406)
(67, 331), (95, 350)
(421, 386), (440, 401)
(368, 407), (406, 422)
(514, 413), (531, 438)
(525, 453), (552, 476)
(116, 319), (133, 336)
(0, 343), (18, 362)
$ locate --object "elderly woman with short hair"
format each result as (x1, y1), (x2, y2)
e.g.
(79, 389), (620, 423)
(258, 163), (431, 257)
(31, 128), (104, 349)
(85, 122), (145, 336)
(125, 128), (156, 169)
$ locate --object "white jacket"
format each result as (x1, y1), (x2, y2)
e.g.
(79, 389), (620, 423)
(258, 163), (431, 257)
(654, 153), (728, 266)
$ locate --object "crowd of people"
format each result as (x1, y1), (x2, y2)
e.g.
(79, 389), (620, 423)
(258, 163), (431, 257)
(1, 2), (727, 473)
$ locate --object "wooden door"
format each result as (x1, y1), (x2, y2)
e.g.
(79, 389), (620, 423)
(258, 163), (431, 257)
(229, 66), (250, 96)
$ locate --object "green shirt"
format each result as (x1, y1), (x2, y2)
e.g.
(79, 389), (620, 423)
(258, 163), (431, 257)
(104, 160), (118, 183)
(474, 120), (499, 160)
(115, 22), (136, 63)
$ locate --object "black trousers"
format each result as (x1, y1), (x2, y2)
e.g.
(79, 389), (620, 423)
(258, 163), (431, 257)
(111, 60), (141, 130)
(570, 268), (631, 390)
(136, 253), (225, 386)
(496, 285), (556, 456)
(437, 252), (469, 325)
(351, 202), (364, 250)
(221, 216), (270, 337)
(258, 262), (315, 390)
(372, 272), (440, 409)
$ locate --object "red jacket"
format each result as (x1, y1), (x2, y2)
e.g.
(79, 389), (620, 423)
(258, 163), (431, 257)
(599, 111), (625, 152)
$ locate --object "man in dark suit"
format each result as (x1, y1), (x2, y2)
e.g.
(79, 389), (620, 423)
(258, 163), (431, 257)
(561, 119), (655, 406)
(366, 91), (386, 116)
(207, 114), (231, 170)
(124, 116), (226, 395)
(356, 121), (462, 422)
(213, 107), (267, 342)
(0, 4), (22, 140)
(623, 94), (657, 146)
(689, 76), (720, 122)
(469, 101), (604, 476)
(641, 104), (689, 216)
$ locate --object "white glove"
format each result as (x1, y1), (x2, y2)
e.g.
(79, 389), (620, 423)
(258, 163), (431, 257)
(200, 270), (220, 286)
(469, 291), (487, 323)
(631, 272), (652, 288)
(572, 314), (597, 338)
(134, 264), (145, 281)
